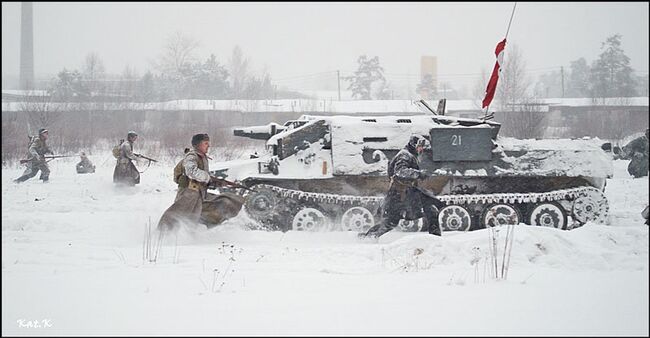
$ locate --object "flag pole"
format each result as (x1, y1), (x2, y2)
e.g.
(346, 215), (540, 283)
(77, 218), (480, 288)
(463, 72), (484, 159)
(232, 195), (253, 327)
(504, 2), (517, 40)
(483, 2), (517, 119)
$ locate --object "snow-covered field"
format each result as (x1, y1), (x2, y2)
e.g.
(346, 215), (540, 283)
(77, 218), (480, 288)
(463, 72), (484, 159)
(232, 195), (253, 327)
(2, 156), (648, 336)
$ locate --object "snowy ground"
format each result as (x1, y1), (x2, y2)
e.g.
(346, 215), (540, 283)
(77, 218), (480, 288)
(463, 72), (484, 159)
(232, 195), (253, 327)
(2, 155), (648, 336)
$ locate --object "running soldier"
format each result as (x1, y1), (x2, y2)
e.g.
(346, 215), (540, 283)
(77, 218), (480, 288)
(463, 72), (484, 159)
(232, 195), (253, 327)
(158, 134), (244, 231)
(113, 131), (140, 186)
(14, 128), (53, 183)
(359, 135), (445, 239)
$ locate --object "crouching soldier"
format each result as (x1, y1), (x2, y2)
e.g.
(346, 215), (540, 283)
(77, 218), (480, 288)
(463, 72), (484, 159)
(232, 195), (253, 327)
(359, 135), (445, 239)
(76, 152), (96, 174)
(113, 131), (140, 186)
(623, 129), (649, 178)
(14, 128), (52, 183)
(157, 133), (244, 232)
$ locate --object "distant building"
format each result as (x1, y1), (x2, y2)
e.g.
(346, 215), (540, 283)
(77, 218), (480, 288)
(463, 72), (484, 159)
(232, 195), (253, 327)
(419, 56), (438, 99)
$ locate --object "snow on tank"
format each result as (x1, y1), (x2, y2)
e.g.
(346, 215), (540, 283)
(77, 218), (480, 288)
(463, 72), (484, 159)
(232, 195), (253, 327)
(222, 105), (613, 233)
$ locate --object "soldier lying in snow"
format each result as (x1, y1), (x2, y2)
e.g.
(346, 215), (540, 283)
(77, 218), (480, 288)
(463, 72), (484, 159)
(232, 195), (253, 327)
(622, 129), (649, 178)
(157, 134), (244, 231)
(76, 152), (96, 174)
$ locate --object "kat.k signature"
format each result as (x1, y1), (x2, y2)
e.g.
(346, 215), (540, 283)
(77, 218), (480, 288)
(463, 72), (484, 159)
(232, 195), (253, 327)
(17, 319), (52, 328)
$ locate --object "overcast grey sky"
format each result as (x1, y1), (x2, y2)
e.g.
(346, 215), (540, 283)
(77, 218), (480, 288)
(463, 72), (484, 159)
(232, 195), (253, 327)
(2, 2), (648, 91)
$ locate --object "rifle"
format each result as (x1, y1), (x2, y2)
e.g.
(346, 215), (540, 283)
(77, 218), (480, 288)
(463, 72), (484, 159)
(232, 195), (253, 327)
(209, 177), (257, 193)
(134, 153), (158, 163)
(19, 155), (77, 164)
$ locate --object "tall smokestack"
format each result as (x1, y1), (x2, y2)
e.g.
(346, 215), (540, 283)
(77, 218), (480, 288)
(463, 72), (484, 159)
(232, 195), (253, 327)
(20, 2), (34, 90)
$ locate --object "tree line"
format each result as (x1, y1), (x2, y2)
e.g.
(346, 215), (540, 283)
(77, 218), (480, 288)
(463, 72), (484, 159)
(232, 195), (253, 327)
(46, 32), (278, 102)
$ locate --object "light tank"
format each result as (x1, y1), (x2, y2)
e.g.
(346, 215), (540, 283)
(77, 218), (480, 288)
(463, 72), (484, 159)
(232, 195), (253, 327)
(212, 101), (613, 233)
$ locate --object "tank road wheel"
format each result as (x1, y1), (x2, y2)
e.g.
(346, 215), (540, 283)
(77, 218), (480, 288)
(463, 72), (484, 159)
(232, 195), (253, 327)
(572, 187), (609, 225)
(340, 207), (375, 232)
(481, 204), (521, 228)
(292, 207), (329, 231)
(529, 202), (567, 230)
(244, 186), (279, 225)
(438, 205), (472, 231)
(397, 218), (423, 232)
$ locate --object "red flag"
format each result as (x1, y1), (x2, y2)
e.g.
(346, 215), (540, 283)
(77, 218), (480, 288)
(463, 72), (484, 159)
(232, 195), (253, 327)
(482, 38), (507, 109)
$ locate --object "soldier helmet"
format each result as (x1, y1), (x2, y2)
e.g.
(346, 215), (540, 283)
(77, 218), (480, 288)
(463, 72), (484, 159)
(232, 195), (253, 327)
(38, 128), (48, 135)
(191, 133), (210, 146)
(127, 131), (138, 138)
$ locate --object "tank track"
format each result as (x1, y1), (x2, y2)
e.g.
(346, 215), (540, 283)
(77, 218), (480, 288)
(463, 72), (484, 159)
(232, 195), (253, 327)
(242, 184), (609, 231)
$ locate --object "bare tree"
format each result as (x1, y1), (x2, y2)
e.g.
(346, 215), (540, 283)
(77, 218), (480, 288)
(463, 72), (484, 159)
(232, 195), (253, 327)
(20, 91), (63, 132)
(120, 65), (139, 101)
(500, 100), (548, 139)
(82, 52), (106, 97)
(488, 44), (549, 138)
(229, 45), (250, 99)
(472, 68), (489, 110)
(155, 31), (200, 76)
(496, 44), (532, 111)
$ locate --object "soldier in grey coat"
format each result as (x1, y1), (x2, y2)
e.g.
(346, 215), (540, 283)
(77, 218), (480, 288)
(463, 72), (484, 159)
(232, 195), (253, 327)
(14, 128), (53, 183)
(113, 131), (140, 186)
(157, 133), (244, 232)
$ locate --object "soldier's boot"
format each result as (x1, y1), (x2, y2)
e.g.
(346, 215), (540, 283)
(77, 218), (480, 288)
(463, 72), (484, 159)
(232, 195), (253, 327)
(14, 176), (28, 183)
(421, 217), (442, 236)
(358, 222), (395, 240)
(428, 222), (442, 236)
(14, 173), (36, 183)
(358, 224), (381, 239)
(423, 205), (442, 236)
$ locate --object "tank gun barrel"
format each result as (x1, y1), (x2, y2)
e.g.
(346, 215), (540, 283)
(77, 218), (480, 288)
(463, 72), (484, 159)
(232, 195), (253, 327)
(233, 123), (286, 141)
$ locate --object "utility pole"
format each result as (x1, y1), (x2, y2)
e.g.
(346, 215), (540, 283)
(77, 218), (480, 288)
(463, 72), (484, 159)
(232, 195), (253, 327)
(337, 70), (341, 101)
(560, 66), (564, 98)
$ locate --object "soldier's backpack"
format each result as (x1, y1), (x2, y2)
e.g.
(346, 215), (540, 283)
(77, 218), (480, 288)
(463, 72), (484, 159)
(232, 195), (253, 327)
(27, 135), (38, 149)
(112, 139), (124, 159)
(174, 148), (193, 186)
(173, 158), (184, 184)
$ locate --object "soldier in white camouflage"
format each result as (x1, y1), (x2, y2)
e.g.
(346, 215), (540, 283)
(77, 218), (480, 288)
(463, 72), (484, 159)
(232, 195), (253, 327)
(113, 131), (140, 186)
(359, 135), (445, 239)
(14, 128), (53, 183)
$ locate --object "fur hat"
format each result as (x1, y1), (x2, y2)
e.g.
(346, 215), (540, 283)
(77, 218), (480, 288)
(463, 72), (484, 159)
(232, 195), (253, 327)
(191, 133), (210, 146)
(407, 134), (430, 152)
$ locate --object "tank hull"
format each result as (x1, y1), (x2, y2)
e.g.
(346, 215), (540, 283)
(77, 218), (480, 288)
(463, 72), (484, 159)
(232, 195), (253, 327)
(222, 114), (612, 232)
